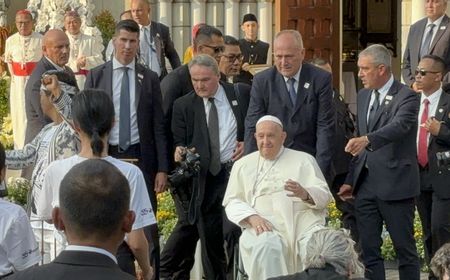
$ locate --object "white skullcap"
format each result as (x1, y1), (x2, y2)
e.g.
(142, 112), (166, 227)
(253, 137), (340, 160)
(256, 115), (283, 128)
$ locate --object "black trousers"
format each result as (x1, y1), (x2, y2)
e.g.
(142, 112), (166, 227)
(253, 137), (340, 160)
(331, 173), (359, 244)
(355, 168), (420, 280)
(160, 169), (227, 280)
(109, 143), (160, 280)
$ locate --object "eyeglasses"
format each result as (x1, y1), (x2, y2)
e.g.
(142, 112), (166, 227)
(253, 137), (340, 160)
(222, 54), (244, 62)
(415, 68), (440, 76)
(202, 44), (225, 54)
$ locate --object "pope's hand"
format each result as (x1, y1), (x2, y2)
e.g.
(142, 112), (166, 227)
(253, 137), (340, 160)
(245, 214), (273, 235)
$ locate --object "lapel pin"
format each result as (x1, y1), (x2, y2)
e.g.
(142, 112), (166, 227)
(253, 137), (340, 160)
(440, 26), (446, 30)
(439, 108), (444, 113)
(304, 82), (310, 89)
(385, 101), (390, 105)
(232, 100), (238, 106)
(138, 73), (143, 79)
(385, 95), (393, 100)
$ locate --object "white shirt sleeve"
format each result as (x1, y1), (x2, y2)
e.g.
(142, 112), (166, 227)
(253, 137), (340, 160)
(3, 210), (40, 271)
(128, 169), (156, 230)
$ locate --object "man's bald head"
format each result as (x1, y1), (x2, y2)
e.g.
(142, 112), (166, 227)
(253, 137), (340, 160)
(43, 29), (70, 67)
(255, 115), (286, 160)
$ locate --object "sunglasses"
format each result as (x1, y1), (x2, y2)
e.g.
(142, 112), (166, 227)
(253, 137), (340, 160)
(415, 68), (440, 76)
(222, 54), (244, 62)
(202, 44), (225, 54)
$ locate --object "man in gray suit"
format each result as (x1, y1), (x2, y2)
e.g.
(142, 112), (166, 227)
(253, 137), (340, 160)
(339, 44), (421, 280)
(244, 29), (335, 182)
(402, 0), (450, 89)
(6, 159), (137, 280)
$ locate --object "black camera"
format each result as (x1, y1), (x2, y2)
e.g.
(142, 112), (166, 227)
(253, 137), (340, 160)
(168, 149), (201, 187)
(436, 151), (450, 168)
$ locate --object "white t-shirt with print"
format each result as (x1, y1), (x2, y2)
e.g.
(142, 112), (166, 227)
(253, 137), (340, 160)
(37, 155), (156, 230)
(0, 199), (40, 275)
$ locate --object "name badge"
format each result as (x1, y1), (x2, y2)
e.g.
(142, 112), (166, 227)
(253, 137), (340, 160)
(385, 95), (393, 100)
(440, 26), (446, 30)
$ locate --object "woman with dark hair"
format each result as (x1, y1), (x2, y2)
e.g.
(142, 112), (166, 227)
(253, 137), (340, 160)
(36, 78), (155, 280)
(0, 143), (41, 277)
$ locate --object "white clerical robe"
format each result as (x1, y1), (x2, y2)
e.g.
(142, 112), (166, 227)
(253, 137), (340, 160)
(66, 32), (104, 89)
(223, 148), (333, 280)
(4, 32), (43, 149)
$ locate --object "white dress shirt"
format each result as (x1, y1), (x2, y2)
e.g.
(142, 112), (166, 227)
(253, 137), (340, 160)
(366, 75), (394, 123)
(109, 57), (139, 146)
(203, 85), (237, 162)
(416, 87), (442, 147)
(282, 66), (302, 95)
(65, 245), (117, 263)
(422, 15), (445, 49)
(139, 23), (161, 76)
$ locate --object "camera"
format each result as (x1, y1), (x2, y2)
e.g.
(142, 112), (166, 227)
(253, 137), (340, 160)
(436, 151), (450, 169)
(168, 149), (201, 187)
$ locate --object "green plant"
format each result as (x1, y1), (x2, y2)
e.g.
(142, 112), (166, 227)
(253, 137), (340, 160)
(156, 191), (178, 243)
(0, 114), (13, 149)
(6, 177), (30, 207)
(93, 10), (116, 50)
(0, 74), (10, 128)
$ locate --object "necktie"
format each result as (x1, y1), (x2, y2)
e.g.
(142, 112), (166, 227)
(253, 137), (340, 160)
(368, 89), (380, 130)
(418, 99), (430, 167)
(119, 66), (131, 151)
(288, 78), (297, 106)
(208, 98), (221, 175)
(420, 23), (436, 58)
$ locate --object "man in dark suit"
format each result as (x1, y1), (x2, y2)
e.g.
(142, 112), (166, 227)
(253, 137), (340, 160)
(131, 0), (180, 79)
(235, 13), (270, 85)
(402, 0), (450, 89)
(6, 159), (137, 280)
(84, 19), (168, 280)
(160, 54), (249, 280)
(25, 29), (77, 144)
(339, 44), (421, 280)
(244, 29), (335, 182)
(414, 55), (450, 280)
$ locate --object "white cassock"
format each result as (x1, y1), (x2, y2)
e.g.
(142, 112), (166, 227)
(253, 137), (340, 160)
(4, 31), (43, 149)
(66, 32), (104, 89)
(223, 148), (333, 280)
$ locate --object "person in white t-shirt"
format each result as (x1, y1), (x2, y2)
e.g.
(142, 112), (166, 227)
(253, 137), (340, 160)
(0, 143), (40, 277)
(37, 87), (154, 280)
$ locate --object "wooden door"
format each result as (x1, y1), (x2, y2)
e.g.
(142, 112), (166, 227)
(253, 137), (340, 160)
(276, 0), (341, 89)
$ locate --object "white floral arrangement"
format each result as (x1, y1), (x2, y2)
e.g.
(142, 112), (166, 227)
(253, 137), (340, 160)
(26, 0), (102, 44)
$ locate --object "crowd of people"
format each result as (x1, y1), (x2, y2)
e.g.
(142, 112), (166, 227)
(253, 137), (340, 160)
(0, 0), (450, 280)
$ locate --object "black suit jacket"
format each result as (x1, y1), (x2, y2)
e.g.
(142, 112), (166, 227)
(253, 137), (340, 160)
(6, 250), (135, 280)
(244, 63), (335, 181)
(267, 265), (349, 280)
(348, 80), (420, 200)
(402, 15), (450, 86)
(422, 90), (450, 199)
(149, 21), (181, 79)
(85, 61), (169, 180)
(24, 57), (77, 144)
(171, 82), (249, 220)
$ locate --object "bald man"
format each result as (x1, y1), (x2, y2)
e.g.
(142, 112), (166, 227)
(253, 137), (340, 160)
(24, 29), (77, 145)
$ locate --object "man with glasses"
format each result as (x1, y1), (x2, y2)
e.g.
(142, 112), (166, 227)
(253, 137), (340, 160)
(413, 55), (450, 280)
(219, 35), (244, 83)
(402, 0), (450, 90)
(339, 44), (421, 280)
(4, 10), (42, 149)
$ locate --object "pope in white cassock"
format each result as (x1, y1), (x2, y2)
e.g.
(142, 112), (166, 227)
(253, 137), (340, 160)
(4, 10), (42, 149)
(64, 11), (104, 90)
(223, 115), (333, 280)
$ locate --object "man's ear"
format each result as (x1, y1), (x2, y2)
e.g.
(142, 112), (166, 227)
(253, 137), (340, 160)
(52, 207), (65, 231)
(122, 210), (136, 233)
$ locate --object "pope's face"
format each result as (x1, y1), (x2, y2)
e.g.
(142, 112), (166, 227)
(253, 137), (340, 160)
(255, 121), (286, 160)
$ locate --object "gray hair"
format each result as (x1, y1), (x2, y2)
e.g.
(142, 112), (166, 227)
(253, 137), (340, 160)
(305, 228), (365, 277)
(274, 29), (303, 49)
(359, 44), (392, 69)
(431, 243), (450, 279)
(188, 54), (220, 76)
